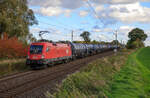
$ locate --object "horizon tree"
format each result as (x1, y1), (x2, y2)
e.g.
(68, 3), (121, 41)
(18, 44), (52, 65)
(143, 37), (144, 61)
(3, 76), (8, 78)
(127, 28), (147, 48)
(80, 31), (91, 43)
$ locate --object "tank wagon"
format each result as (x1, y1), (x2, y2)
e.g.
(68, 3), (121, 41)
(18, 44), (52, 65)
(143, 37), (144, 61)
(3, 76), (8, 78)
(26, 41), (118, 69)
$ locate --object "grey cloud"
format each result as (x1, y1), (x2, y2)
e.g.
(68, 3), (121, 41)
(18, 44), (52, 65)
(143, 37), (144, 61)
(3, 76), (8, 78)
(28, 0), (60, 7)
(95, 8), (118, 26)
(28, 0), (84, 9)
(61, 0), (84, 9)
(92, 0), (110, 4)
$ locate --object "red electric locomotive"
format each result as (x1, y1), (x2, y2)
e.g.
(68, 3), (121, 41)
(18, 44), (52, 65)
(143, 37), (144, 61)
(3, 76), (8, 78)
(26, 42), (72, 68)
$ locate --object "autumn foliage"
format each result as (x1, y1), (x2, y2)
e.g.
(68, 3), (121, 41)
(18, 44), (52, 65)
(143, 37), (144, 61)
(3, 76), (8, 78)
(0, 33), (28, 58)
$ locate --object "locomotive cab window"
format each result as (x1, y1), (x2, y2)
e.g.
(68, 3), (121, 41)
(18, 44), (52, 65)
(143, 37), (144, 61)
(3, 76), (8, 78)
(30, 45), (43, 54)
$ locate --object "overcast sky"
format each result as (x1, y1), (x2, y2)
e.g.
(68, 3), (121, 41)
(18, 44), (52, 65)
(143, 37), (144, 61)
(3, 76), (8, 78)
(28, 0), (150, 46)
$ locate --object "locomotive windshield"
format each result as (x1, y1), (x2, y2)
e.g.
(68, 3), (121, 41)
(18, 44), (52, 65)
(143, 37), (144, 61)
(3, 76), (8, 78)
(30, 45), (43, 54)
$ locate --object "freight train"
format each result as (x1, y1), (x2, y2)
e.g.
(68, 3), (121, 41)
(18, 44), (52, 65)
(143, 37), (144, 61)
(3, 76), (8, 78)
(26, 40), (118, 69)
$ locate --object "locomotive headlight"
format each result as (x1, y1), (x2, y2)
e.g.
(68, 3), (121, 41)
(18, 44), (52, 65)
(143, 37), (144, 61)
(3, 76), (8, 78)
(27, 55), (30, 59)
(41, 55), (45, 59)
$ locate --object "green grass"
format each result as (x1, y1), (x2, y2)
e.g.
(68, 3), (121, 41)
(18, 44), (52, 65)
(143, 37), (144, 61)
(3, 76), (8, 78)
(47, 48), (150, 98)
(46, 50), (131, 98)
(137, 47), (150, 70)
(106, 47), (150, 98)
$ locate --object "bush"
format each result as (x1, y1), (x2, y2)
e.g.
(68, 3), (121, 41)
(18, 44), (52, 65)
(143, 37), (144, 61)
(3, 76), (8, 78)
(49, 51), (130, 98)
(126, 39), (144, 49)
(0, 33), (28, 58)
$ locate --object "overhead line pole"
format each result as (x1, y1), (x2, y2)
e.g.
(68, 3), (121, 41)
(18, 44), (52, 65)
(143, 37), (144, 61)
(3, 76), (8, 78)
(71, 30), (74, 42)
(115, 30), (118, 49)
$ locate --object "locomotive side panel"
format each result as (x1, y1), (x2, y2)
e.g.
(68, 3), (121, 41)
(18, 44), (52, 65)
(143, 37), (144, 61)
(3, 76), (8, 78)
(26, 42), (72, 68)
(55, 44), (72, 58)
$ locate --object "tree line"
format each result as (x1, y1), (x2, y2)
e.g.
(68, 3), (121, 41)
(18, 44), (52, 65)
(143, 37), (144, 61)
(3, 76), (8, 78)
(0, 0), (37, 42)
(79, 28), (148, 49)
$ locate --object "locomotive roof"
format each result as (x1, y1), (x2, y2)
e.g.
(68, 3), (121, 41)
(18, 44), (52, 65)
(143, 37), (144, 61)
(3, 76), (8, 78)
(31, 42), (70, 47)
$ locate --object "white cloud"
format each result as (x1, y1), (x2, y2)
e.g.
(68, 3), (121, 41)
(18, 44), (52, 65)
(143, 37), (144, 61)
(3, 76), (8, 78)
(103, 28), (113, 33)
(28, 0), (84, 9)
(51, 29), (62, 34)
(79, 10), (88, 17)
(145, 39), (150, 46)
(118, 26), (134, 36)
(86, 1), (150, 25)
(29, 27), (42, 39)
(93, 0), (150, 4)
(93, 29), (101, 32)
(95, 5), (104, 12)
(116, 26), (134, 43)
(98, 34), (113, 41)
(109, 2), (150, 23)
(92, 27), (113, 33)
(29, 0), (150, 22)
(30, 27), (41, 33)
(39, 7), (63, 16)
(144, 30), (150, 46)
(28, 0), (82, 17)
(28, 0), (61, 7)
(35, 7), (72, 17)
(64, 9), (72, 17)
(99, 34), (107, 40)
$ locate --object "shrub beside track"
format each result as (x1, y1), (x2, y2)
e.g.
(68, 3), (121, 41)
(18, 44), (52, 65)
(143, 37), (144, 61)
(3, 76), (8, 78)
(47, 49), (131, 98)
(49, 48), (150, 98)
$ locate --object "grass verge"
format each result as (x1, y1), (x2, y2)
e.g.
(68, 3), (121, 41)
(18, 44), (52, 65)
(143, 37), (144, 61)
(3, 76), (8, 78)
(0, 59), (29, 77)
(46, 49), (131, 98)
(106, 47), (150, 98)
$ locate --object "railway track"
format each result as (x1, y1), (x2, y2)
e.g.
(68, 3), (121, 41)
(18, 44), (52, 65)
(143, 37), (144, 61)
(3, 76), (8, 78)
(0, 71), (34, 83)
(0, 51), (114, 98)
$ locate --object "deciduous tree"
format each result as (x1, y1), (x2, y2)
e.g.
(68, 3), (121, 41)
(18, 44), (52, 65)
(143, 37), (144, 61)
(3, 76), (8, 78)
(0, 0), (38, 39)
(128, 28), (147, 42)
(127, 28), (147, 49)
(80, 31), (91, 43)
